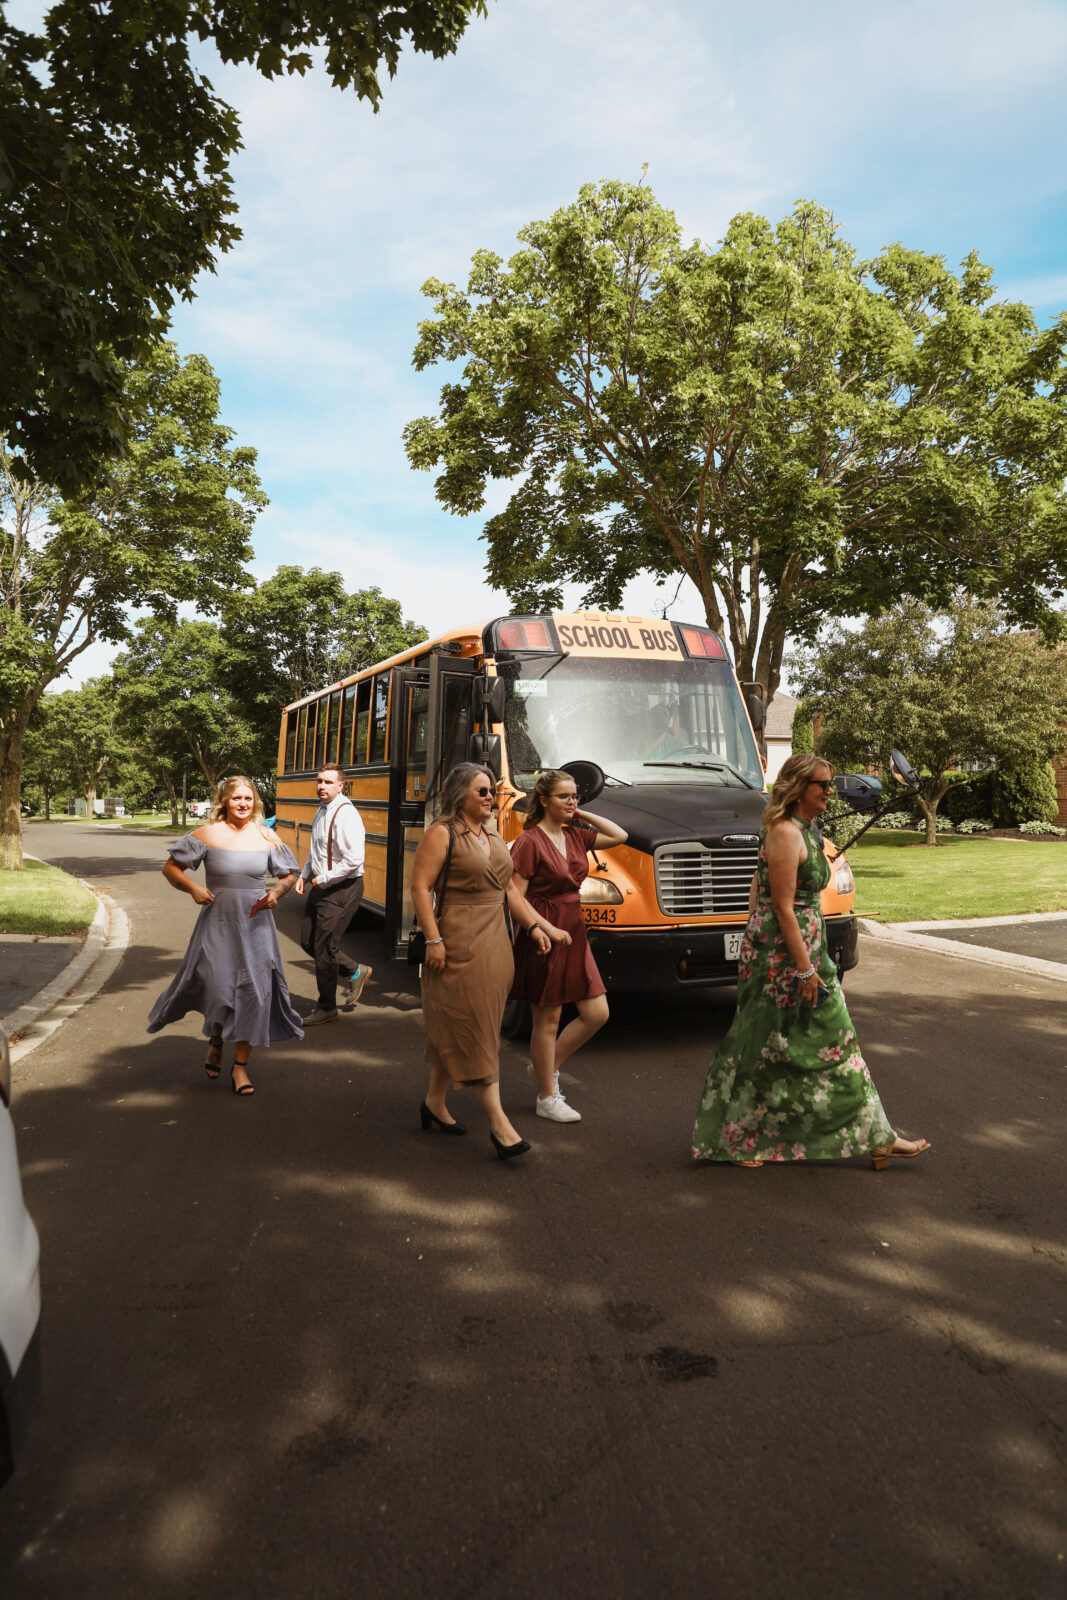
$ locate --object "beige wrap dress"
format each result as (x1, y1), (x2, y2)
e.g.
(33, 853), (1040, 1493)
(421, 827), (514, 1085)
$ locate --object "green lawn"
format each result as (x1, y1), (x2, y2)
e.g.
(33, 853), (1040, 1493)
(0, 858), (99, 935)
(29, 813), (182, 832)
(850, 831), (1067, 923)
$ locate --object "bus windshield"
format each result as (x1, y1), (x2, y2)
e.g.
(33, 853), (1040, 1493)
(501, 656), (764, 789)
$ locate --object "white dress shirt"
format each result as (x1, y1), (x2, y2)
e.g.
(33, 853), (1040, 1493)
(300, 794), (366, 888)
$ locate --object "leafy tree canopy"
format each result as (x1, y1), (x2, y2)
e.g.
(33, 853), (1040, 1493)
(220, 565), (428, 763)
(0, 341), (263, 865)
(43, 679), (126, 815)
(405, 180), (1067, 704)
(113, 618), (260, 793)
(0, 0), (491, 489)
(790, 600), (1067, 844)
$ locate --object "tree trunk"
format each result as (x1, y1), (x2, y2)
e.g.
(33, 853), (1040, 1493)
(916, 780), (949, 845)
(0, 730), (25, 869)
(86, 784), (97, 819)
(44, 783), (51, 822)
(165, 774), (179, 828)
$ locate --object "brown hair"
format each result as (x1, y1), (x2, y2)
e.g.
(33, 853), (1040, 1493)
(523, 768), (576, 830)
(209, 776), (267, 828)
(431, 763), (494, 828)
(317, 763), (345, 780)
(762, 753), (836, 829)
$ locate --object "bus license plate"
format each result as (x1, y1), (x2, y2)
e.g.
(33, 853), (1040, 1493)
(724, 933), (743, 960)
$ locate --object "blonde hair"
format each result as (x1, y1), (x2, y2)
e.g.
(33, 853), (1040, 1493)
(523, 768), (575, 831)
(210, 776), (267, 828)
(762, 753), (836, 828)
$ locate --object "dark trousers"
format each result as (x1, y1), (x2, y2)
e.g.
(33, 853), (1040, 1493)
(299, 876), (365, 1010)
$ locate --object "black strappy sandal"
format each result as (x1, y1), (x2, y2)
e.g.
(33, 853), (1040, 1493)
(205, 1039), (223, 1079)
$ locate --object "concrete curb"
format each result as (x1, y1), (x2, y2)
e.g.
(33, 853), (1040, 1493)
(858, 918), (1067, 983)
(3, 884), (131, 1064)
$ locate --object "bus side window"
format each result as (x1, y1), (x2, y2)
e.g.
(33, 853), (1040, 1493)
(284, 713), (297, 772)
(296, 703), (309, 770)
(353, 680), (371, 765)
(442, 675), (471, 772)
(408, 684), (429, 765)
(370, 673), (389, 763)
(326, 689), (342, 765)
(313, 697), (328, 770)
(339, 685), (356, 766)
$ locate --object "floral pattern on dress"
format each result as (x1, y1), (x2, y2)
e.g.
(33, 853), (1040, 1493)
(691, 818), (895, 1163)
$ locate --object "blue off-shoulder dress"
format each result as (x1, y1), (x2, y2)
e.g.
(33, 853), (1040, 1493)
(147, 835), (305, 1048)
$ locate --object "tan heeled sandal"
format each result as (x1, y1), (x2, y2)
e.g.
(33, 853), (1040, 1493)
(871, 1138), (930, 1170)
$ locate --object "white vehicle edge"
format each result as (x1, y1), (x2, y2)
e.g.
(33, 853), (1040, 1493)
(0, 1025), (41, 1482)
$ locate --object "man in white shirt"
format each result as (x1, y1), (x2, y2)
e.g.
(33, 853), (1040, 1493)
(294, 764), (372, 1025)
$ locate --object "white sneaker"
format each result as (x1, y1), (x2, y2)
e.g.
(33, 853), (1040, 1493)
(536, 1092), (582, 1123)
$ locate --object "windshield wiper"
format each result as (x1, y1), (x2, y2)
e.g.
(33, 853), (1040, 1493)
(643, 759), (760, 790)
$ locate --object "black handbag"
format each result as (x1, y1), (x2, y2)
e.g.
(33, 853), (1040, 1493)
(407, 827), (454, 966)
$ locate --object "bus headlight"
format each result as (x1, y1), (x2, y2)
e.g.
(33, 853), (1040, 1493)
(833, 861), (855, 895)
(579, 877), (624, 905)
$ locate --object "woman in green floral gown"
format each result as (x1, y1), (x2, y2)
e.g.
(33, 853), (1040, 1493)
(692, 754), (930, 1169)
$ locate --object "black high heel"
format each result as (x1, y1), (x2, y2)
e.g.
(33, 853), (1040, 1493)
(420, 1102), (466, 1136)
(204, 1039), (222, 1079)
(230, 1064), (255, 1096)
(491, 1132), (531, 1161)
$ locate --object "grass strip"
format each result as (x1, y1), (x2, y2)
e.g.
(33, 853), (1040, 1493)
(0, 858), (98, 935)
(850, 832), (1067, 923)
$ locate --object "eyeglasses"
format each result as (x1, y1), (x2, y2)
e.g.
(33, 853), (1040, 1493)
(808, 779), (834, 793)
(473, 787), (493, 797)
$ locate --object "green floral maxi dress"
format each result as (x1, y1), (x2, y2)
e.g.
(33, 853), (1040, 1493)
(692, 817), (896, 1163)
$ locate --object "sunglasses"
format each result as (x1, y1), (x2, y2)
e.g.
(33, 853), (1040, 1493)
(473, 786), (494, 797)
(808, 779), (834, 793)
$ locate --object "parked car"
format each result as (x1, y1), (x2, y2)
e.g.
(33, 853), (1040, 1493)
(833, 773), (883, 814)
(187, 801), (211, 819)
(0, 1026), (41, 1484)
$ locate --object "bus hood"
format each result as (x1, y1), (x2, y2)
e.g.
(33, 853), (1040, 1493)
(576, 782), (766, 855)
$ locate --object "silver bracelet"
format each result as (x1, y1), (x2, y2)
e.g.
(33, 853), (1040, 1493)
(797, 964), (816, 982)
(425, 936), (444, 946)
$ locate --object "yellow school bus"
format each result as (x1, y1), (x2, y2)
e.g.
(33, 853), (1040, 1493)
(274, 611), (858, 994)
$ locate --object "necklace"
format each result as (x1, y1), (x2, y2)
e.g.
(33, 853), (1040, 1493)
(538, 822), (567, 853)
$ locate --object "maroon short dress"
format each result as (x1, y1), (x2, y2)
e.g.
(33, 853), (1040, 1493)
(510, 823), (607, 1007)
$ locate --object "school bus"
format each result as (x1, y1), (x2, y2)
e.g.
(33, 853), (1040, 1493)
(274, 611), (858, 994)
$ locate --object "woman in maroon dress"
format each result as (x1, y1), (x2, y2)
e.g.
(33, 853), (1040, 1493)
(510, 770), (628, 1123)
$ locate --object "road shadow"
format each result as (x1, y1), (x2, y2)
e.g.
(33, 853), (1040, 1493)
(1, 952), (1064, 1600)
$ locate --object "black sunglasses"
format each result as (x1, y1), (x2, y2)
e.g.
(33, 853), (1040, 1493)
(473, 786), (493, 797)
(808, 778), (834, 793)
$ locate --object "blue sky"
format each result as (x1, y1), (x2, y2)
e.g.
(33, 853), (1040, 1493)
(33, 0), (1067, 681)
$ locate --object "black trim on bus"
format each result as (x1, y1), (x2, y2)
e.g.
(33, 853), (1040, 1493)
(274, 818), (296, 829)
(278, 795), (389, 811)
(366, 832), (388, 847)
(278, 763), (391, 781)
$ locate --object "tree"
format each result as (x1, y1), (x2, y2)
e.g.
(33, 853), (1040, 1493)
(405, 181), (1067, 707)
(20, 697), (71, 820)
(113, 619), (259, 795)
(0, 1), (493, 490)
(0, 342), (263, 868)
(220, 567), (428, 769)
(790, 601), (1067, 844)
(45, 681), (125, 818)
(790, 705), (814, 754)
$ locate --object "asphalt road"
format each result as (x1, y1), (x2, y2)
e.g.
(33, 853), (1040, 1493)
(1, 823), (1064, 1600)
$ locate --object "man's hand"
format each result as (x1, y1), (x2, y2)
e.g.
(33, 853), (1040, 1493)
(295, 877), (307, 897)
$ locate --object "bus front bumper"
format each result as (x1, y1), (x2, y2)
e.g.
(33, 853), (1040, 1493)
(586, 915), (859, 994)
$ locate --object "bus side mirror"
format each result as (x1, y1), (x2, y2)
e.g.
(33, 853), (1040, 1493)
(740, 683), (765, 731)
(889, 748), (920, 790)
(469, 733), (502, 779)
(474, 675), (508, 724)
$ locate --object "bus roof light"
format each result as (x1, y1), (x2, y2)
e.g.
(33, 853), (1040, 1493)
(679, 625), (726, 660)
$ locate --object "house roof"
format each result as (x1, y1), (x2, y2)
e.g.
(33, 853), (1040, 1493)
(765, 691), (799, 739)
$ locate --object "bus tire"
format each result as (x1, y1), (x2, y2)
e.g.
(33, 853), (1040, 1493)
(500, 998), (531, 1040)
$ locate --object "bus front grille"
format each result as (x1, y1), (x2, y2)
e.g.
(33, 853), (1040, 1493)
(654, 843), (759, 917)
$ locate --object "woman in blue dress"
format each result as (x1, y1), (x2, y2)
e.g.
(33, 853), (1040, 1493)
(147, 776), (304, 1094)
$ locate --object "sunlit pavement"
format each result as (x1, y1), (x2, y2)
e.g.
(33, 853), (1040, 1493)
(1, 824), (1064, 1599)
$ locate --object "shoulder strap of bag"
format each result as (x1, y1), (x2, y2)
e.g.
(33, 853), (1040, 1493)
(433, 825), (455, 917)
(326, 797), (355, 871)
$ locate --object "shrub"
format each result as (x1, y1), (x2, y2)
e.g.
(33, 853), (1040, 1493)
(994, 756), (1058, 826)
(956, 818), (993, 834)
(819, 791), (859, 846)
(940, 770), (995, 824)
(790, 705), (814, 754)
(1018, 819), (1067, 837)
(875, 811), (914, 829)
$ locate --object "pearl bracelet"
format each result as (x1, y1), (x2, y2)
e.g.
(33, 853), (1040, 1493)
(797, 965), (816, 982)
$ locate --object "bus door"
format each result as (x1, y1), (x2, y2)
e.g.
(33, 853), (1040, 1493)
(425, 653), (479, 803)
(385, 665), (431, 958)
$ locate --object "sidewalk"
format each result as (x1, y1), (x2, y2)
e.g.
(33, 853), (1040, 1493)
(1, 885), (130, 1063)
(859, 908), (1067, 982)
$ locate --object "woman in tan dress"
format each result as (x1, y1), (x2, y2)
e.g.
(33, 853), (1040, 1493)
(412, 764), (571, 1159)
